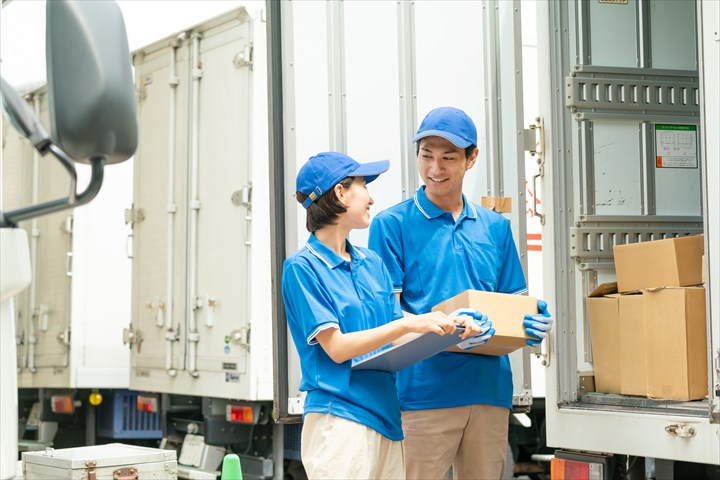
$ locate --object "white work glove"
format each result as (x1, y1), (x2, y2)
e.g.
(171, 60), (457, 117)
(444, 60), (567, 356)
(449, 308), (495, 350)
(523, 299), (553, 347)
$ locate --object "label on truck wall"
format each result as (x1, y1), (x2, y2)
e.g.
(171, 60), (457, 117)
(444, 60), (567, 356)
(655, 124), (698, 168)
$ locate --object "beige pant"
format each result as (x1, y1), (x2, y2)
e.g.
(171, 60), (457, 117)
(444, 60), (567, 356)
(402, 405), (509, 480)
(301, 413), (405, 480)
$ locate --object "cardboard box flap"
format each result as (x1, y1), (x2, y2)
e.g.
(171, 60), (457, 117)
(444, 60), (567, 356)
(588, 282), (618, 297)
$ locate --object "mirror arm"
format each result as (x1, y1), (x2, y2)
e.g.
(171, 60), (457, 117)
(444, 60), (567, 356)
(47, 143), (79, 204)
(0, 148), (106, 228)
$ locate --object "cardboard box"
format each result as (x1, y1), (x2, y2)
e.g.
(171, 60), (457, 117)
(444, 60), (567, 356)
(618, 294), (646, 396)
(702, 254), (706, 284)
(613, 235), (704, 293)
(586, 283), (622, 394)
(587, 283), (646, 395)
(432, 290), (537, 356)
(644, 286), (707, 401)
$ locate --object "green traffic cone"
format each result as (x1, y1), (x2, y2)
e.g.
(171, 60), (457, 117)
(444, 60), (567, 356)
(221, 453), (243, 480)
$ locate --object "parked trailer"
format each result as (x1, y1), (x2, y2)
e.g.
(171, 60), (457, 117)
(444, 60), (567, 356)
(1, 84), (135, 448)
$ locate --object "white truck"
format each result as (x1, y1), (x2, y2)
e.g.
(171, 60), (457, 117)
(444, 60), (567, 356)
(0, 2), (138, 479)
(2, 0), (718, 479)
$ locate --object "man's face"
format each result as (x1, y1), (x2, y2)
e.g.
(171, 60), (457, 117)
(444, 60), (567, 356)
(417, 136), (477, 202)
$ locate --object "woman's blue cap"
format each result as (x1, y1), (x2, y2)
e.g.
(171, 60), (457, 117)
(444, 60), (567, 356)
(413, 107), (477, 148)
(296, 152), (389, 209)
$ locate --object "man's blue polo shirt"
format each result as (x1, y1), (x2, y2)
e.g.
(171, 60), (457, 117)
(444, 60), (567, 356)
(368, 186), (527, 411)
(282, 234), (405, 440)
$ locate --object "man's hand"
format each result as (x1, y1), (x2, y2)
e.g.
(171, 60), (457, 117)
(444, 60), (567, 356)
(523, 299), (553, 347)
(449, 308), (495, 350)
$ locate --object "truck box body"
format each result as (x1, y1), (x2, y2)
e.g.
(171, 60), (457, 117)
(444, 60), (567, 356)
(127, 7), (274, 401)
(1, 86), (132, 390)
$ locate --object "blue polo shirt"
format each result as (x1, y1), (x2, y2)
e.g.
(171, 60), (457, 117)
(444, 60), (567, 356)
(368, 186), (527, 411)
(282, 234), (405, 440)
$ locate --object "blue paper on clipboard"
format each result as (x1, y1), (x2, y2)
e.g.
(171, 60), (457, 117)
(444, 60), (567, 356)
(351, 326), (466, 372)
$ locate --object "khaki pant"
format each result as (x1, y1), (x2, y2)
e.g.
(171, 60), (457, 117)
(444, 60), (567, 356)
(402, 405), (509, 480)
(301, 413), (405, 480)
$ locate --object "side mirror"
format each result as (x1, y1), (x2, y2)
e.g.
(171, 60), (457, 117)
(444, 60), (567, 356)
(47, 0), (137, 165)
(0, 0), (137, 227)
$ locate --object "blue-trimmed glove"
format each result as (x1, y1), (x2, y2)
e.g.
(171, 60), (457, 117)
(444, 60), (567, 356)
(449, 308), (495, 350)
(523, 299), (553, 347)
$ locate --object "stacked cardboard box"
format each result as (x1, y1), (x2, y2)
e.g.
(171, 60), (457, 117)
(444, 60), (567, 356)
(587, 234), (707, 401)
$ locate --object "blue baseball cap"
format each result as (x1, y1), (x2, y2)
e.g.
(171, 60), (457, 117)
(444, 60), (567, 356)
(413, 107), (477, 148)
(296, 152), (390, 209)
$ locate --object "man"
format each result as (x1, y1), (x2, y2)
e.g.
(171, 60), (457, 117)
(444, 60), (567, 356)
(368, 107), (553, 480)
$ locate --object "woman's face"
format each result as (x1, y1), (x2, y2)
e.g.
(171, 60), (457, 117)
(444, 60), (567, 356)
(339, 176), (374, 230)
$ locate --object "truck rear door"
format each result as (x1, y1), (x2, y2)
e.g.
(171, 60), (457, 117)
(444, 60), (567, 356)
(268, 0), (534, 421)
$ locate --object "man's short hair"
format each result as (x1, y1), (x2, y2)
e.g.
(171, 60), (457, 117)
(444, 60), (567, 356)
(415, 140), (477, 160)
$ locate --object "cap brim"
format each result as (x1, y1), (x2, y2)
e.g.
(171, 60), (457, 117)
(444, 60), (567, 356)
(413, 130), (472, 148)
(350, 159), (390, 184)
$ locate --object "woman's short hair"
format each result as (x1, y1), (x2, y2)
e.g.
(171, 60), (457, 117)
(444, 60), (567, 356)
(296, 177), (354, 232)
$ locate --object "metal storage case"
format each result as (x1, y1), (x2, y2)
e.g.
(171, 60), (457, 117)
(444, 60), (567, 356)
(22, 444), (177, 479)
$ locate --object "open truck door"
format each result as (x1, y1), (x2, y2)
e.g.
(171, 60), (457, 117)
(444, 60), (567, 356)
(268, 0), (537, 427)
(537, 0), (719, 474)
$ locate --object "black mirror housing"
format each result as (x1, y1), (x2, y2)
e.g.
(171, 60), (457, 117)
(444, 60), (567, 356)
(46, 0), (138, 165)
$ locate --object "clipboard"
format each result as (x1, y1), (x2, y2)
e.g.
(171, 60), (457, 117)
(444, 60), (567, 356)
(351, 326), (466, 372)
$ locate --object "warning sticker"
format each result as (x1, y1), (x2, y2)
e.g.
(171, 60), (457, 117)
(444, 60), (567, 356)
(655, 124), (698, 169)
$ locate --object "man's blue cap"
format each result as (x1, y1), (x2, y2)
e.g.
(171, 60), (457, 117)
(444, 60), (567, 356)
(296, 152), (389, 209)
(413, 107), (477, 148)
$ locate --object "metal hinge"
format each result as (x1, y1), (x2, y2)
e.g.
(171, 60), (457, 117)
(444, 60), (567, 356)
(57, 327), (70, 346)
(233, 44), (253, 69)
(122, 326), (143, 349)
(124, 205), (146, 226)
(231, 184), (252, 207)
(230, 326), (250, 350)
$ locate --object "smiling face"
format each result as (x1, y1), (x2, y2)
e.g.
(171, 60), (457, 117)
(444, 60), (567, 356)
(336, 176), (375, 230)
(417, 136), (477, 210)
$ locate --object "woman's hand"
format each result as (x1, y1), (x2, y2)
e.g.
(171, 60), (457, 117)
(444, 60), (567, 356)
(404, 311), (457, 336)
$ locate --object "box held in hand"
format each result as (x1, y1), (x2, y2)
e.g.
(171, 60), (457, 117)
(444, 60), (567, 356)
(432, 290), (537, 356)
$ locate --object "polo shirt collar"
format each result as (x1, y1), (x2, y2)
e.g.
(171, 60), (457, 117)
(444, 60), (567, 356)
(413, 186), (478, 220)
(306, 233), (366, 269)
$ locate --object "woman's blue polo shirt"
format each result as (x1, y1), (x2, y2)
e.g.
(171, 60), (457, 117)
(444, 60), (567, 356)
(368, 187), (527, 411)
(282, 234), (404, 440)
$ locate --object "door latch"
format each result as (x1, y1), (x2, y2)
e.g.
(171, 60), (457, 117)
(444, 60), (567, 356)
(525, 116), (545, 225)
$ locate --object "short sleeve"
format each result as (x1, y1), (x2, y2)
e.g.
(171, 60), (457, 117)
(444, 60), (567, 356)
(282, 260), (340, 344)
(496, 220), (528, 295)
(369, 213), (405, 292)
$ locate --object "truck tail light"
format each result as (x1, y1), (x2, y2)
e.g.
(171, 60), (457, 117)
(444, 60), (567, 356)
(50, 395), (75, 414)
(136, 394), (159, 413)
(551, 458), (604, 480)
(226, 404), (254, 424)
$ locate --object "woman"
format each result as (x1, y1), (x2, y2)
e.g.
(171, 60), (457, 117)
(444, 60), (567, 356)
(282, 151), (481, 480)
